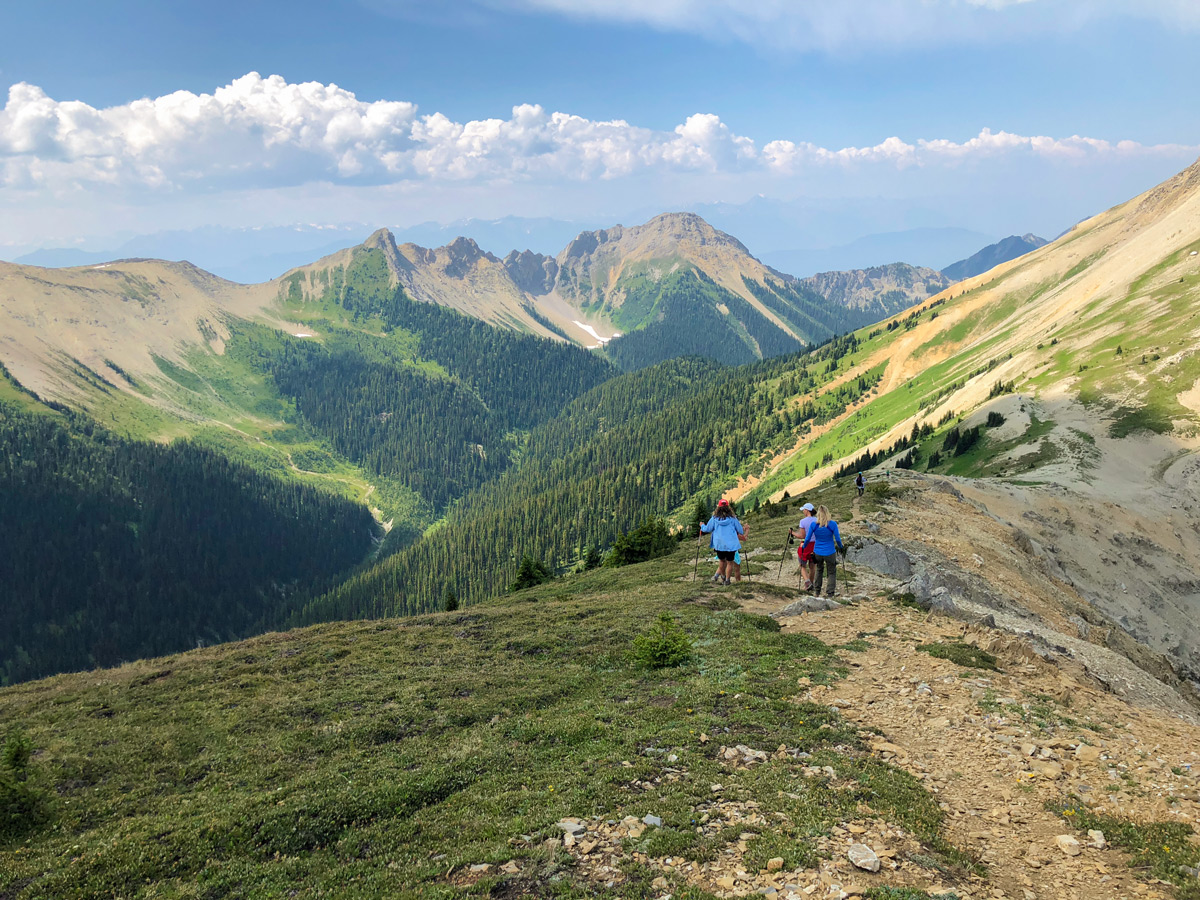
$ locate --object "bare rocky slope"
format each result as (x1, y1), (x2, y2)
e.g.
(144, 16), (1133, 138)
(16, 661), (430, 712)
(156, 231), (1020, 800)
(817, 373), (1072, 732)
(799, 263), (952, 312)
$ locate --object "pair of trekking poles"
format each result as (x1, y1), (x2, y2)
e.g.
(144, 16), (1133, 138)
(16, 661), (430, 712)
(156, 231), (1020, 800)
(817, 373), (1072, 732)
(772, 531), (848, 590)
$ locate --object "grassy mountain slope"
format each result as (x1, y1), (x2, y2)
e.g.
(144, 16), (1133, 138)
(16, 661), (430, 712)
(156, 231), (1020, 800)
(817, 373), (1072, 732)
(0, 525), (976, 900)
(736, 157), (1200, 503)
(4, 496), (1199, 899)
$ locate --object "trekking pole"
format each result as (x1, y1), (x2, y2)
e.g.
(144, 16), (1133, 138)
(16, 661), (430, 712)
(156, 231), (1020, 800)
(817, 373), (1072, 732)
(692, 527), (702, 582)
(774, 532), (791, 584)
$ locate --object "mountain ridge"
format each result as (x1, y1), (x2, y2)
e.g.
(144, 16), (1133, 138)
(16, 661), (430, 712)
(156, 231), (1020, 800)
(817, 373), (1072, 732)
(941, 233), (1049, 281)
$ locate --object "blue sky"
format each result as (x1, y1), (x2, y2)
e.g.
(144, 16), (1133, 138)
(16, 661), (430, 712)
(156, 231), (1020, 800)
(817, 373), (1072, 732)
(1, 0), (1198, 260)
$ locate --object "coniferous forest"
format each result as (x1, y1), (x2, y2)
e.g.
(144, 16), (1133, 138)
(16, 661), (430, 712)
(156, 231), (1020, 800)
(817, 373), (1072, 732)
(0, 402), (376, 684)
(296, 335), (870, 622)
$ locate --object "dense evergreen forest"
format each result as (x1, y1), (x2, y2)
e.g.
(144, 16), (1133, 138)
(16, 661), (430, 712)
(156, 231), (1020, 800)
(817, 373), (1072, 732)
(295, 334), (870, 622)
(296, 247), (615, 429)
(0, 401), (376, 685)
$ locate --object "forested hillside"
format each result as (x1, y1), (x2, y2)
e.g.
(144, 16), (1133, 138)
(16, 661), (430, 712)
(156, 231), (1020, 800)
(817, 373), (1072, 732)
(0, 399), (376, 685)
(0, 251), (619, 684)
(262, 248), (617, 512)
(296, 335), (875, 621)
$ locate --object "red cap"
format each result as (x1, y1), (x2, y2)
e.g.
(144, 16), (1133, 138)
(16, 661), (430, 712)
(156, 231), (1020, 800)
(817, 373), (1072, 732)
(717, 498), (730, 507)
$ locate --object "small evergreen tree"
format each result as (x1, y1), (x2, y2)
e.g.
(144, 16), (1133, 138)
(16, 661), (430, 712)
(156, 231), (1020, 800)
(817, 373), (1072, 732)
(583, 545), (602, 571)
(509, 555), (553, 592)
(607, 517), (675, 567)
(442, 587), (458, 612)
(1, 730), (51, 842)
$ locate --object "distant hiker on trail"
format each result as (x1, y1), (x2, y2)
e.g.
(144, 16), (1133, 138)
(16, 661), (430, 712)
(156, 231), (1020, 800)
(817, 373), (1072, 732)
(788, 502), (817, 591)
(855, 472), (865, 498)
(701, 499), (743, 586)
(803, 505), (845, 598)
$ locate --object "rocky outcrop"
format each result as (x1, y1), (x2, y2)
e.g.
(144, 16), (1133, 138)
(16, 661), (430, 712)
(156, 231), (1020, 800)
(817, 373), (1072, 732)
(799, 263), (953, 313)
(846, 538), (913, 579)
(503, 250), (558, 295)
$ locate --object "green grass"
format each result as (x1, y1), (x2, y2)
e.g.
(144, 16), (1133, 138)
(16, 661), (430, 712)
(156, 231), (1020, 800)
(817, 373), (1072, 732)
(865, 889), (960, 900)
(0, 545), (976, 898)
(916, 642), (999, 671)
(1050, 800), (1200, 899)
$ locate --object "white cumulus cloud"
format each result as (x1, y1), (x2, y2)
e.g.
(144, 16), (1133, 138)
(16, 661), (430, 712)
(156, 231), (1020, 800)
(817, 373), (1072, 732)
(0, 74), (1195, 198)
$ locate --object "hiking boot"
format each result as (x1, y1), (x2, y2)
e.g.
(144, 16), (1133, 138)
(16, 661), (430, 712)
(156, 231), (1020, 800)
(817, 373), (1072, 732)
(709, 572), (721, 583)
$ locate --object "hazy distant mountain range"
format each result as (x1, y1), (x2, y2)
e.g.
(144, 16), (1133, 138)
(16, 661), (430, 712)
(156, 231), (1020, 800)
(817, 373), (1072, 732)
(10, 199), (1014, 284)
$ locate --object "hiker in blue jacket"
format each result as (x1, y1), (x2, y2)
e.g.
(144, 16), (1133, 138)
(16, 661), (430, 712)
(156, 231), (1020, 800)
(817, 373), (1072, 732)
(700, 498), (743, 586)
(803, 504), (845, 598)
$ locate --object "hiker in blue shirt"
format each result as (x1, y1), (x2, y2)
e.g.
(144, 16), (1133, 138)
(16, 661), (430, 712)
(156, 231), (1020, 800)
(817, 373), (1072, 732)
(803, 504), (845, 598)
(700, 498), (744, 586)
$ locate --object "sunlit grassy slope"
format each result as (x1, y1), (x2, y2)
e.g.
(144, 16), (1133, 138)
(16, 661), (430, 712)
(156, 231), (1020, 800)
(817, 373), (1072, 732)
(0, 500), (978, 900)
(737, 160), (1200, 503)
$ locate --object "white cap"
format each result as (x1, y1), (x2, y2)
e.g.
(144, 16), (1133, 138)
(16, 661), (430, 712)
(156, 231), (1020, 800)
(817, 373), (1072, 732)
(801, 502), (815, 512)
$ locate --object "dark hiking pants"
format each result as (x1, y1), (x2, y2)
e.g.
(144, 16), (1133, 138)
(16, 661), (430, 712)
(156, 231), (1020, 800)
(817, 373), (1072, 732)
(813, 553), (836, 597)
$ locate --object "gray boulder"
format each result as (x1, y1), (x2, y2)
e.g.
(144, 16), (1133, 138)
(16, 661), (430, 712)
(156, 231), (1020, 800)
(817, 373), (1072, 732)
(773, 597), (842, 618)
(847, 538), (913, 578)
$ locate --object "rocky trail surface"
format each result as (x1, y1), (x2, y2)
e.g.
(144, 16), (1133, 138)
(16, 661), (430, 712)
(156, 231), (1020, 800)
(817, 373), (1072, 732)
(527, 582), (1200, 900)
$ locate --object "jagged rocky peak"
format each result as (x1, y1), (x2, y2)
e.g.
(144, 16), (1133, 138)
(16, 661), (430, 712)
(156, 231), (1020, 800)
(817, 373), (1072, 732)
(361, 228), (398, 253)
(503, 249), (558, 295)
(559, 228), (605, 261)
(443, 235), (498, 264)
(557, 211), (750, 265)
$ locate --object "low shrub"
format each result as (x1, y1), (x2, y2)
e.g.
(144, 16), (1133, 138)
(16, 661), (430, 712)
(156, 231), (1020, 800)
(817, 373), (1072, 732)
(631, 614), (692, 669)
(916, 641), (999, 671)
(1, 730), (52, 844)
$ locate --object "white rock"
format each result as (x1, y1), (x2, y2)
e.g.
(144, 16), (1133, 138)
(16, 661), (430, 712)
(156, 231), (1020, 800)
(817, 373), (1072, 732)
(1087, 829), (1107, 849)
(848, 843), (881, 872)
(1055, 834), (1083, 856)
